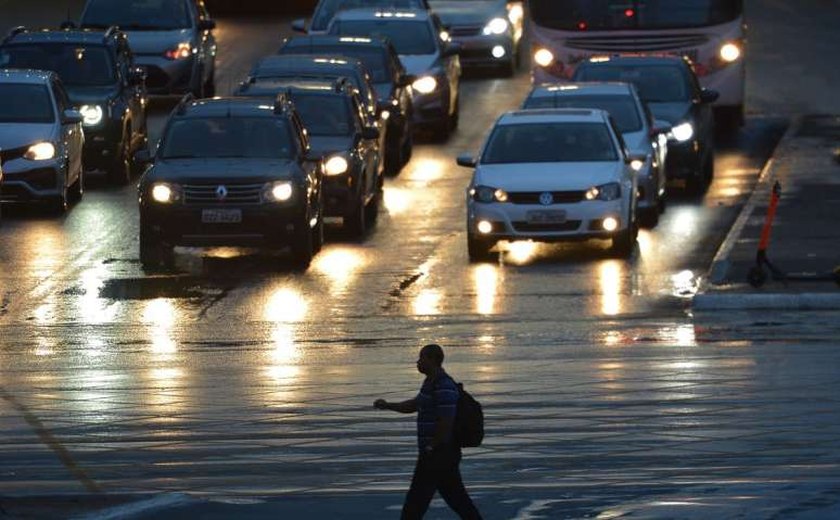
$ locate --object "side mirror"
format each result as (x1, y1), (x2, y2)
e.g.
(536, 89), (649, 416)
(291, 19), (307, 33)
(650, 120), (671, 136)
(456, 153), (477, 168)
(699, 88), (720, 104)
(362, 127), (380, 140)
(198, 19), (216, 31)
(134, 149), (152, 165)
(128, 66), (146, 85)
(443, 42), (462, 58)
(62, 109), (83, 124)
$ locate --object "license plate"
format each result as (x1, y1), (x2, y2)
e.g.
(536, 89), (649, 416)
(526, 210), (567, 224)
(201, 209), (242, 224)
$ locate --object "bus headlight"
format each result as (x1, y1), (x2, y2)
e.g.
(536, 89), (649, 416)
(483, 17), (509, 35)
(79, 104), (103, 126)
(671, 122), (695, 142)
(412, 76), (438, 94)
(533, 48), (554, 67)
(719, 42), (742, 63)
(324, 155), (349, 176)
(24, 142), (56, 161)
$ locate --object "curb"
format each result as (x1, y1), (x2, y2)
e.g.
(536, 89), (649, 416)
(694, 292), (840, 311)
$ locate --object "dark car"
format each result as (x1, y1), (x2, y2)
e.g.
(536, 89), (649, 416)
(573, 55), (718, 193)
(327, 8), (461, 140)
(237, 78), (382, 237)
(79, 0), (217, 97)
(277, 35), (414, 174)
(0, 26), (148, 184)
(293, 0), (430, 34)
(137, 95), (324, 271)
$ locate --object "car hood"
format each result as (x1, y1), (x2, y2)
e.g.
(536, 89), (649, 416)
(475, 162), (624, 191)
(125, 29), (192, 54)
(148, 158), (297, 183)
(0, 123), (57, 150)
(309, 135), (353, 156)
(64, 85), (119, 105)
(431, 1), (501, 26)
(400, 54), (440, 75)
(621, 130), (651, 155)
(647, 101), (692, 125)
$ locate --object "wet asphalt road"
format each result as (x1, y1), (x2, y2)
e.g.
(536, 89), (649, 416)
(2, 1), (840, 518)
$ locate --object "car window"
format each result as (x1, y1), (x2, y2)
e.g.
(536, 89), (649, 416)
(82, 0), (192, 30)
(574, 64), (691, 103)
(0, 44), (116, 86)
(290, 93), (353, 136)
(0, 83), (55, 123)
(523, 94), (643, 133)
(329, 20), (437, 55)
(281, 44), (391, 83)
(311, 0), (426, 31)
(161, 117), (294, 159)
(482, 122), (619, 164)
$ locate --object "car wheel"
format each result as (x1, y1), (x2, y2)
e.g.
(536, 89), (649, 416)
(312, 190), (324, 254)
(345, 192), (367, 238)
(467, 234), (495, 263)
(657, 192), (667, 214)
(365, 185), (381, 226)
(69, 167), (84, 203)
(108, 130), (132, 185)
(400, 124), (413, 166)
(140, 225), (174, 272)
(384, 135), (401, 176)
(610, 213), (638, 258)
(289, 216), (315, 270)
(49, 170), (69, 215)
(638, 207), (659, 228)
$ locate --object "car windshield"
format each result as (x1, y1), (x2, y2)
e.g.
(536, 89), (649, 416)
(0, 45), (115, 87)
(530, 0), (743, 30)
(574, 65), (691, 103)
(81, 0), (191, 30)
(0, 84), (55, 123)
(329, 20), (436, 55)
(311, 0), (426, 31)
(291, 94), (354, 136)
(523, 94), (642, 133)
(161, 117), (294, 159)
(482, 122), (618, 164)
(281, 44), (391, 83)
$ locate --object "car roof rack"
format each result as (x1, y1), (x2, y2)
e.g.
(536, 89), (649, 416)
(175, 93), (195, 115)
(273, 92), (293, 115)
(103, 25), (119, 42)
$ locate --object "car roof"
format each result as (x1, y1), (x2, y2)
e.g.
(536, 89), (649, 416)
(253, 55), (365, 76)
(4, 28), (116, 46)
(581, 55), (690, 67)
(498, 109), (610, 125)
(178, 97), (285, 119)
(530, 82), (635, 98)
(0, 68), (54, 84)
(330, 8), (431, 22)
(283, 35), (390, 50)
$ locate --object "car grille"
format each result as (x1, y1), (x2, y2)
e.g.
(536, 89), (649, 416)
(566, 34), (708, 53)
(507, 191), (585, 204)
(182, 183), (264, 205)
(512, 221), (581, 232)
(450, 25), (483, 37)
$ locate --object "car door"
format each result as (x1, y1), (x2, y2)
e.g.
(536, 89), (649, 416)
(432, 15), (460, 115)
(290, 112), (320, 216)
(120, 42), (146, 151)
(194, 0), (217, 84)
(52, 79), (83, 184)
(686, 66), (714, 162)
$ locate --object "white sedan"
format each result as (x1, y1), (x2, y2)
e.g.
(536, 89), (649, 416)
(458, 108), (642, 261)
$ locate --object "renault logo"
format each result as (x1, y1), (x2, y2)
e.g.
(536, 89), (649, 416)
(215, 185), (228, 200)
(539, 192), (554, 206)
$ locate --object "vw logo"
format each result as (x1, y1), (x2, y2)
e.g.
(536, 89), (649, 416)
(539, 192), (554, 206)
(215, 185), (228, 200)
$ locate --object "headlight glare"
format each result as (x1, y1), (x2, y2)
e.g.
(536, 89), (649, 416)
(164, 42), (192, 60)
(630, 159), (645, 171)
(483, 17), (509, 35)
(24, 142), (56, 161)
(671, 122), (694, 142)
(533, 48), (554, 67)
(79, 104), (103, 126)
(324, 155), (349, 176)
(719, 42), (741, 62)
(265, 181), (293, 202)
(586, 182), (621, 201)
(412, 76), (438, 94)
(473, 185), (507, 203)
(151, 183), (179, 203)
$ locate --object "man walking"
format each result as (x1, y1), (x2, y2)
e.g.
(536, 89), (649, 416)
(374, 344), (482, 519)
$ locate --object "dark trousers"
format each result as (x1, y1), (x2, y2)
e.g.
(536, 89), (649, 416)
(401, 444), (482, 520)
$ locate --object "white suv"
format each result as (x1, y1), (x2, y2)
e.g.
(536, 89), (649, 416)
(458, 108), (641, 261)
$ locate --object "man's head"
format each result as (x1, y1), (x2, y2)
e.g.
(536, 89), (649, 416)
(416, 343), (444, 375)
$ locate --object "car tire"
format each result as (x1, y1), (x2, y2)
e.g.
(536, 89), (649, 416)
(69, 168), (84, 203)
(610, 213), (638, 258)
(345, 192), (367, 238)
(657, 192), (667, 214)
(467, 234), (495, 263)
(49, 170), (69, 215)
(290, 216), (315, 270)
(108, 130), (132, 185)
(312, 189), (324, 254)
(365, 185), (381, 225)
(384, 135), (401, 176)
(140, 225), (175, 272)
(638, 207), (659, 228)
(400, 124), (413, 166)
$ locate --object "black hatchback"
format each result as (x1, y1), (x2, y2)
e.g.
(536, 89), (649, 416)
(137, 95), (324, 271)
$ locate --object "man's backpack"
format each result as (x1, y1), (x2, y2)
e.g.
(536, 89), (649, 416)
(454, 382), (484, 448)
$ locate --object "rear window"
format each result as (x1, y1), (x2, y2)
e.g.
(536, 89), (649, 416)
(0, 44), (115, 87)
(523, 94), (642, 133)
(281, 44), (391, 83)
(482, 122), (618, 164)
(329, 20), (436, 55)
(290, 93), (354, 136)
(573, 64), (691, 103)
(0, 84), (55, 123)
(161, 117), (295, 160)
(311, 0), (426, 31)
(81, 0), (191, 30)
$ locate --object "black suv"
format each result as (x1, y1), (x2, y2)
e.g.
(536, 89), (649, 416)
(0, 26), (148, 184)
(277, 35), (414, 176)
(137, 95), (324, 271)
(237, 78), (382, 237)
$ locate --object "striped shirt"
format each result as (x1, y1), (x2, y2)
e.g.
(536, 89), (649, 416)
(416, 371), (459, 450)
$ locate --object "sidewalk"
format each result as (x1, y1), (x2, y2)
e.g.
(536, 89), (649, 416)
(694, 115), (840, 310)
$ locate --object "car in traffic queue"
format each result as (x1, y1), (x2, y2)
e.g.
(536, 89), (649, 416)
(327, 8), (462, 140)
(572, 55), (718, 193)
(0, 69), (85, 213)
(277, 35), (414, 175)
(427, 0), (523, 76)
(458, 108), (642, 261)
(293, 0), (430, 34)
(79, 0), (217, 97)
(236, 78), (382, 237)
(137, 95), (325, 271)
(0, 26), (149, 185)
(522, 82), (670, 226)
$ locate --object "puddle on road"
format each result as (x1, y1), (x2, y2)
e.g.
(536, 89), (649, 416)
(99, 276), (210, 300)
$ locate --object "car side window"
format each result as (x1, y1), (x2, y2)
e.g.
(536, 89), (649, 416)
(52, 79), (70, 112)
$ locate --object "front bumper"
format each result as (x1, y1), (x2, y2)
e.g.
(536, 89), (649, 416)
(323, 168), (363, 218)
(82, 120), (121, 170)
(452, 34), (514, 68)
(136, 55), (195, 95)
(411, 86), (449, 127)
(636, 163), (659, 211)
(0, 158), (64, 203)
(665, 139), (703, 180)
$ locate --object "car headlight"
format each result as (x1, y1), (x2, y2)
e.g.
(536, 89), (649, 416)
(507, 2), (524, 25)
(630, 158), (646, 171)
(470, 185), (508, 203)
(164, 42), (192, 60)
(24, 142), (56, 161)
(263, 181), (293, 202)
(79, 104), (103, 126)
(670, 122), (695, 142)
(324, 155), (349, 176)
(412, 76), (438, 95)
(533, 48), (554, 68)
(585, 182), (621, 201)
(719, 42), (741, 63)
(150, 182), (181, 204)
(483, 17), (509, 35)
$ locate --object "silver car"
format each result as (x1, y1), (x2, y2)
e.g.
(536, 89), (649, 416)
(0, 69), (85, 213)
(523, 82), (671, 226)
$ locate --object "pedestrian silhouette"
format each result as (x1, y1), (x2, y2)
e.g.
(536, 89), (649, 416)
(374, 344), (482, 519)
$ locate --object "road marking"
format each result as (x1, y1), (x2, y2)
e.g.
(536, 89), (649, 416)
(0, 386), (102, 493)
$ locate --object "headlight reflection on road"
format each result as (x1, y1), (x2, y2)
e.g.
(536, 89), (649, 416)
(383, 186), (412, 216)
(264, 287), (308, 323)
(266, 324), (302, 383)
(79, 265), (116, 324)
(413, 289), (442, 316)
(598, 261), (623, 316)
(503, 241), (537, 264)
(313, 248), (368, 293)
(143, 298), (177, 355)
(407, 157), (446, 184)
(657, 324), (697, 347)
(473, 264), (501, 315)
